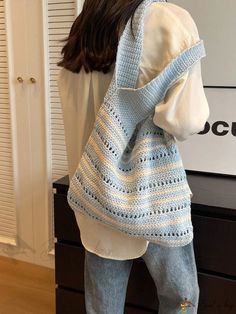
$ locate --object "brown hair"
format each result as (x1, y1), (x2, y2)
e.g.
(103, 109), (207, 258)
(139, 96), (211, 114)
(57, 0), (146, 74)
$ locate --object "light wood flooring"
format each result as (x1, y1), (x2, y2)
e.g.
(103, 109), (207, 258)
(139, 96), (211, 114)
(0, 256), (55, 314)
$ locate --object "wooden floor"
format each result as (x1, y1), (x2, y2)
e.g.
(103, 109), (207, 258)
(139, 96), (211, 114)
(0, 256), (55, 314)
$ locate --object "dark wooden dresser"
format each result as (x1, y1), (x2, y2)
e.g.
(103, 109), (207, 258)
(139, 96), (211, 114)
(53, 172), (236, 314)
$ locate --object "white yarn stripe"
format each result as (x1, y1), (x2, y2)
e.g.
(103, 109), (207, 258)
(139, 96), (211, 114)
(80, 151), (189, 199)
(79, 155), (189, 209)
(128, 138), (175, 159)
(71, 184), (191, 229)
(96, 107), (174, 157)
(78, 158), (190, 202)
(85, 138), (183, 182)
(96, 111), (126, 151)
(71, 205), (192, 246)
(93, 129), (175, 165)
(93, 126), (174, 164)
(98, 106), (127, 139)
(72, 204), (191, 246)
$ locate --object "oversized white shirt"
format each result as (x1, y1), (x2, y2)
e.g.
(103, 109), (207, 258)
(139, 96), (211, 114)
(57, 2), (209, 260)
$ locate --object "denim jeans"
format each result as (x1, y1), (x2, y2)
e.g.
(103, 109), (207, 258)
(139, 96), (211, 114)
(84, 240), (200, 314)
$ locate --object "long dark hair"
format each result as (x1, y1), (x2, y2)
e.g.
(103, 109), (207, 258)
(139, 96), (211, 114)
(57, 0), (147, 74)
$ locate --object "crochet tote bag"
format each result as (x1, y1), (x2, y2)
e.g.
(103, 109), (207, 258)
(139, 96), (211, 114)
(67, 0), (206, 246)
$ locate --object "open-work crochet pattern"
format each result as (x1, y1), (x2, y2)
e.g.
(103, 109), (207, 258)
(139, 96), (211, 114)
(67, 0), (206, 247)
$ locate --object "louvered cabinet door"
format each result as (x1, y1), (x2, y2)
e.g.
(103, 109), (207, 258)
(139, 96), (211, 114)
(46, 0), (84, 182)
(47, 0), (84, 183)
(46, 0), (84, 251)
(0, 0), (17, 247)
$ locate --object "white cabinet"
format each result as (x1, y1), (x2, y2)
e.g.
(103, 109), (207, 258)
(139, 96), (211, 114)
(0, 0), (83, 267)
(1, 0), (52, 267)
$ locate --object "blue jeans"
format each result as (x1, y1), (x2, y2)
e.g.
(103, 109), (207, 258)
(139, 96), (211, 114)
(84, 240), (199, 314)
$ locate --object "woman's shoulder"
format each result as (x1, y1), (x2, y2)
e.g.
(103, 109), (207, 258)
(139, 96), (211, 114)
(146, 2), (200, 44)
(137, 1), (202, 85)
(149, 2), (194, 22)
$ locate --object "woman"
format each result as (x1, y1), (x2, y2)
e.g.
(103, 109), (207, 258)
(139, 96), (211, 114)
(57, 0), (209, 313)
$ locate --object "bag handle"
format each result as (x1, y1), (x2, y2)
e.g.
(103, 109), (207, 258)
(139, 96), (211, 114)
(115, 0), (165, 89)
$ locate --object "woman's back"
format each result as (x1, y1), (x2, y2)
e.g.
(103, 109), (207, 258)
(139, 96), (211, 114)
(58, 1), (201, 180)
(57, 1), (209, 259)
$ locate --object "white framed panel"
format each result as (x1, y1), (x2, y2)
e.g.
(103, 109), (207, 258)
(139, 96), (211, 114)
(171, 0), (236, 87)
(178, 88), (236, 176)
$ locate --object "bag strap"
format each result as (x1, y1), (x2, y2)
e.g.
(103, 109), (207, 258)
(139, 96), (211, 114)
(114, 0), (206, 122)
(115, 0), (165, 89)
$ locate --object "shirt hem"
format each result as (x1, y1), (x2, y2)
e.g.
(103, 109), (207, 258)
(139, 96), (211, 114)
(81, 239), (150, 260)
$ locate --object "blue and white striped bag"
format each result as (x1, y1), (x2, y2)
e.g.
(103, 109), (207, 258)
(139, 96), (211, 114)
(67, 0), (206, 247)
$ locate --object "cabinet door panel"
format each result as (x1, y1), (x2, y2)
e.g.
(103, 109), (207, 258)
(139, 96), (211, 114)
(54, 193), (82, 244)
(198, 272), (236, 314)
(55, 242), (84, 290)
(56, 288), (86, 314)
(192, 214), (236, 277)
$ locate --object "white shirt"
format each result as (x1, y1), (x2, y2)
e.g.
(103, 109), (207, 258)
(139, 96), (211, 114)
(57, 2), (209, 260)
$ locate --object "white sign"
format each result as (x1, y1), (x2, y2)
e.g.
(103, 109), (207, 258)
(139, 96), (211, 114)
(178, 88), (236, 176)
(171, 0), (236, 87)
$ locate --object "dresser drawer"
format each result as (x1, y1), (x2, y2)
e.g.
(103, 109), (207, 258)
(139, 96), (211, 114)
(192, 214), (236, 277)
(56, 287), (86, 314)
(198, 272), (236, 314)
(54, 193), (82, 244)
(55, 242), (84, 290)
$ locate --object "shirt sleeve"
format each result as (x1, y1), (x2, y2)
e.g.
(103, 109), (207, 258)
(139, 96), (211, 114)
(138, 2), (202, 86)
(152, 60), (210, 141)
